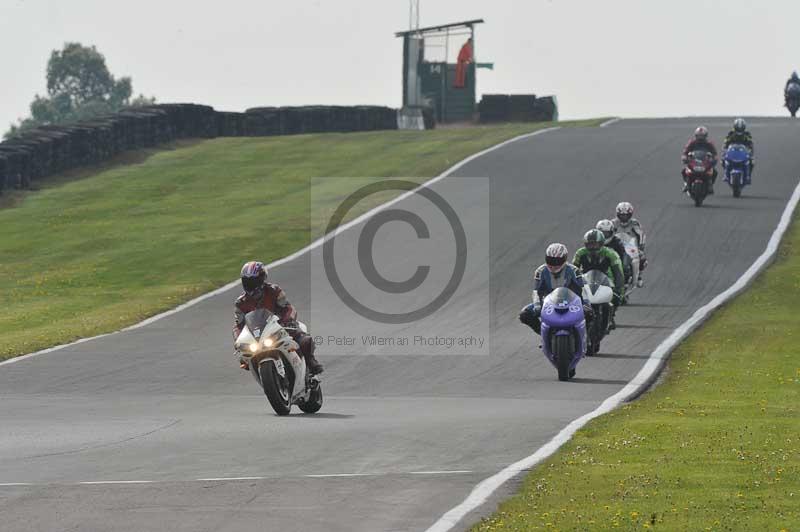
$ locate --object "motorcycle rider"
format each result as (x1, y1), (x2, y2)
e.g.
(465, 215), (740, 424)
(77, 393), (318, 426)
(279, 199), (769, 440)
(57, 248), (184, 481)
(519, 243), (594, 335)
(785, 71), (800, 97)
(573, 229), (625, 330)
(722, 118), (755, 176)
(681, 126), (718, 194)
(612, 202), (648, 287)
(596, 219), (627, 267)
(233, 261), (323, 374)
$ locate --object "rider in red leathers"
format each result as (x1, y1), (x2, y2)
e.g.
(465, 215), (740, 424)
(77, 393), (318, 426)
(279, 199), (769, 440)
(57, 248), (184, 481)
(681, 126), (718, 194)
(233, 261), (323, 374)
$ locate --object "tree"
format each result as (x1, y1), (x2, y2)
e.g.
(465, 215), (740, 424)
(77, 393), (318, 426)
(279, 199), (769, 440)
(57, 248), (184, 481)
(4, 43), (155, 139)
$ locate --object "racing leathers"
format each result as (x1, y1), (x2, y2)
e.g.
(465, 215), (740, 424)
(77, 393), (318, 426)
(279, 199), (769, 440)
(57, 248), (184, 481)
(682, 138), (718, 188)
(573, 246), (624, 329)
(572, 247), (624, 304)
(519, 263), (594, 335)
(722, 130), (755, 174)
(604, 235), (628, 278)
(233, 283), (323, 374)
(785, 77), (800, 102)
(612, 217), (648, 277)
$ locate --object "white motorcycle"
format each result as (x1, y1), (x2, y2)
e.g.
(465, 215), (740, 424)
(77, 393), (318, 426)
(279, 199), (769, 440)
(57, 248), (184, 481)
(616, 231), (642, 302)
(581, 269), (615, 355)
(235, 309), (323, 416)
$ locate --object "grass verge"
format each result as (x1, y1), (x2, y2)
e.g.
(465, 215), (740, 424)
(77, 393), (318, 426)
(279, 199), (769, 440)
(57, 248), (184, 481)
(473, 218), (800, 530)
(0, 119), (604, 360)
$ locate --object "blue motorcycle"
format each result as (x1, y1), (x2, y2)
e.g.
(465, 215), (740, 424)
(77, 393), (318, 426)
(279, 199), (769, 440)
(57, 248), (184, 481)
(722, 144), (752, 198)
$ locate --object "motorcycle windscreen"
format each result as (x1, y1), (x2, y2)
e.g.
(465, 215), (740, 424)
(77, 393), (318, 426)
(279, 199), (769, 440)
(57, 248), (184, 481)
(546, 287), (579, 308)
(691, 149), (709, 164)
(244, 309), (273, 339)
(726, 148), (749, 164)
(582, 269), (611, 296)
(582, 269), (611, 287)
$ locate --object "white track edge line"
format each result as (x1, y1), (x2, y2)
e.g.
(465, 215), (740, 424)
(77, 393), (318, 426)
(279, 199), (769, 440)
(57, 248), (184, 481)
(0, 126), (560, 368)
(599, 117), (622, 127)
(425, 177), (800, 532)
(79, 480), (154, 485)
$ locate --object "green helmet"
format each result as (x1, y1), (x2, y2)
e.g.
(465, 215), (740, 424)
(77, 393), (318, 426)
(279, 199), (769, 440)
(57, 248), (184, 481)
(584, 229), (605, 253)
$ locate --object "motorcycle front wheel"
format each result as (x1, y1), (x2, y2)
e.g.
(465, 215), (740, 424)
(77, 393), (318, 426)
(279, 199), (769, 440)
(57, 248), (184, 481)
(553, 334), (575, 382)
(260, 359), (292, 415)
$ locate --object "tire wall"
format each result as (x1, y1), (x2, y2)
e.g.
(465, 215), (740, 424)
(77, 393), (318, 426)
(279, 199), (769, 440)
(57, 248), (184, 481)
(478, 94), (558, 123)
(0, 103), (399, 194)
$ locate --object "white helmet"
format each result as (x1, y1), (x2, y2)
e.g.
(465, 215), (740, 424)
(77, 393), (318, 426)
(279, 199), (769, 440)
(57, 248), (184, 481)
(545, 243), (569, 274)
(596, 219), (615, 244)
(616, 202), (634, 225)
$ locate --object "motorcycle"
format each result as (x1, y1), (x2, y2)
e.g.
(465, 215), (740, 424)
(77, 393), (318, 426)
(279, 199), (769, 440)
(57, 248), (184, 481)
(786, 82), (800, 117)
(684, 149), (715, 207)
(581, 269), (615, 355)
(539, 287), (587, 381)
(615, 231), (642, 302)
(722, 143), (752, 198)
(235, 308), (323, 416)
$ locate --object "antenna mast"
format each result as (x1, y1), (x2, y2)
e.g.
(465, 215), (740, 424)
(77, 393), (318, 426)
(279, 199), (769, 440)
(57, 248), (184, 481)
(409, 0), (420, 31)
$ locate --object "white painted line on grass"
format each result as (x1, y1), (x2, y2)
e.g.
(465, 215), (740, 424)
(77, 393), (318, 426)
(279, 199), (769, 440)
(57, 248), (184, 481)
(599, 117), (622, 127)
(425, 178), (800, 532)
(0, 126), (560, 368)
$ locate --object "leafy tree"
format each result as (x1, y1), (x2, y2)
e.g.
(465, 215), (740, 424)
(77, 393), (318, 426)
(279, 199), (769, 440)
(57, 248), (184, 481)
(5, 43), (155, 139)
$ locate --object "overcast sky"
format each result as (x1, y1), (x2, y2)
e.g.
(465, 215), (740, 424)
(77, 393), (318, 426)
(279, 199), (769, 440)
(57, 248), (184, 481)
(2, 0), (799, 130)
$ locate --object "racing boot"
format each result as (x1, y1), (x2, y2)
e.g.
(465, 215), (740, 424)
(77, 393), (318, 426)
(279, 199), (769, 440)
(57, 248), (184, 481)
(299, 335), (324, 374)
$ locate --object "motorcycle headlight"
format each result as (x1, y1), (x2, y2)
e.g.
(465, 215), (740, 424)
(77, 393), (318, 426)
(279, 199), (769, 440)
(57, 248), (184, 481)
(263, 337), (274, 348)
(249, 343), (259, 353)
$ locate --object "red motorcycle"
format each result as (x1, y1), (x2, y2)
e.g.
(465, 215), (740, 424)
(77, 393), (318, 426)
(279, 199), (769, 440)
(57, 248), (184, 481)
(683, 149), (715, 207)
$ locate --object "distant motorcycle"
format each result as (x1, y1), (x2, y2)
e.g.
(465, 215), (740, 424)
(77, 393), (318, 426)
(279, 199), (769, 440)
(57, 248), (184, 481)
(539, 287), (587, 381)
(235, 309), (323, 416)
(786, 82), (800, 117)
(581, 269), (615, 356)
(616, 231), (642, 302)
(722, 143), (752, 198)
(684, 149), (715, 207)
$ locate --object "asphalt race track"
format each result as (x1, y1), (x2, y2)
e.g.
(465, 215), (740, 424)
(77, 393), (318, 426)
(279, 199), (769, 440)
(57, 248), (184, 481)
(1, 118), (799, 532)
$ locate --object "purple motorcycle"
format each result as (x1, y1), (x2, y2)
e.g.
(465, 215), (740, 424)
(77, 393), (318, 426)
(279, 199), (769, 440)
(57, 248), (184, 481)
(540, 287), (588, 381)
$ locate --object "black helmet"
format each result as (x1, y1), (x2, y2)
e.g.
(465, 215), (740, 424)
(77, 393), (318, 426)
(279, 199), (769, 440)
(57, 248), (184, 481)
(241, 261), (267, 298)
(584, 229), (605, 254)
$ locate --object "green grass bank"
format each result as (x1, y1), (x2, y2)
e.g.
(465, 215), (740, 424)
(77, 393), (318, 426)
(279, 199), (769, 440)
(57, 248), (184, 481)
(0, 119), (603, 360)
(473, 218), (800, 530)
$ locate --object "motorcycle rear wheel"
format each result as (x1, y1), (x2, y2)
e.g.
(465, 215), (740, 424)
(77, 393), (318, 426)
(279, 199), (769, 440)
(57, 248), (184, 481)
(260, 359), (292, 415)
(298, 384), (323, 414)
(553, 335), (574, 382)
